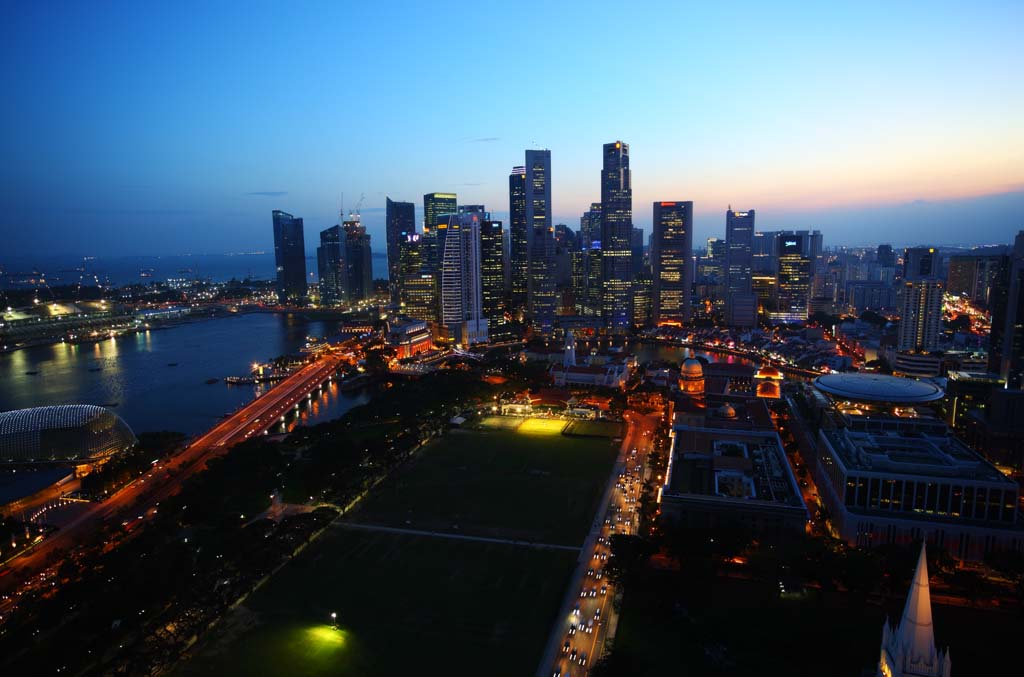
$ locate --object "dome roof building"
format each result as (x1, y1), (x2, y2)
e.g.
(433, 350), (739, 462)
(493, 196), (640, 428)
(0, 405), (136, 465)
(678, 358), (705, 398)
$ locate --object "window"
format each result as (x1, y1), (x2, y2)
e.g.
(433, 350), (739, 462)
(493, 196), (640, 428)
(951, 485), (963, 517)
(964, 486), (975, 519)
(938, 484), (950, 516)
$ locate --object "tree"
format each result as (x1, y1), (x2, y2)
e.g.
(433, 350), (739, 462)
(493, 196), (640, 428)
(605, 534), (656, 585)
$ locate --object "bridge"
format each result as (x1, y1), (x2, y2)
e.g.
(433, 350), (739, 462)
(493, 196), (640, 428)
(0, 351), (348, 597)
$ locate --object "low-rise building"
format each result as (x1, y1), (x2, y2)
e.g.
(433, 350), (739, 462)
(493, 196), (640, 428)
(386, 317), (433, 359)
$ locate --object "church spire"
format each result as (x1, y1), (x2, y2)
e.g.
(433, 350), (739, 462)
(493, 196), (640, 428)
(877, 543), (952, 677)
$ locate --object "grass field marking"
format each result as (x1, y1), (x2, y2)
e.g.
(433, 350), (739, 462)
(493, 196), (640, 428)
(334, 521), (583, 552)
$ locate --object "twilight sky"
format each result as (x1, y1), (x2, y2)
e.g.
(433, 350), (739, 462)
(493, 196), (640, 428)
(1, 1), (1022, 258)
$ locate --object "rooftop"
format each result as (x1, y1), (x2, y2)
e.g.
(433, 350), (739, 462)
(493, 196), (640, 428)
(814, 373), (944, 404)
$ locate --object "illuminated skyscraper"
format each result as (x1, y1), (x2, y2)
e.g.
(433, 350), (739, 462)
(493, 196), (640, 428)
(524, 150), (556, 335)
(773, 233), (811, 323)
(423, 192), (457, 234)
(343, 216), (372, 302)
(508, 166), (527, 311)
(651, 201), (693, 325)
(440, 209), (488, 345)
(480, 218), (506, 334)
(600, 141), (633, 329)
(385, 197), (416, 302)
(579, 203), (601, 249)
(316, 225), (345, 305)
(399, 233), (437, 324)
(725, 207), (755, 326)
(272, 210), (307, 304)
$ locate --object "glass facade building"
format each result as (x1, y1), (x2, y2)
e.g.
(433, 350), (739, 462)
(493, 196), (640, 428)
(272, 210), (307, 304)
(316, 225), (345, 305)
(385, 197), (416, 303)
(600, 141), (633, 329)
(651, 200), (693, 325)
(0, 405), (136, 464)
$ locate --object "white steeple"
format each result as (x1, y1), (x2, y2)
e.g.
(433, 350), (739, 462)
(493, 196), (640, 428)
(877, 543), (952, 677)
(563, 330), (576, 367)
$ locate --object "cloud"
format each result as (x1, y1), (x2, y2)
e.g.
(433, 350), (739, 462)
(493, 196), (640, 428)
(466, 136), (499, 143)
(245, 191), (288, 197)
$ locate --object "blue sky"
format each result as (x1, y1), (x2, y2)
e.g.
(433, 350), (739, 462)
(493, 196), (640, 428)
(1, 1), (1022, 258)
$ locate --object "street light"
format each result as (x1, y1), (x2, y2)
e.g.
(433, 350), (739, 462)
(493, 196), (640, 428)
(330, 612), (338, 627)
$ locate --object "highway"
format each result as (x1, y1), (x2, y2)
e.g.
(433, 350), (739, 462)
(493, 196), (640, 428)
(0, 352), (346, 609)
(539, 410), (660, 676)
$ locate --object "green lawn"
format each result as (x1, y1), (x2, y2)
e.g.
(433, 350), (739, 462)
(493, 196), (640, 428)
(349, 428), (619, 545)
(563, 419), (624, 438)
(178, 529), (577, 677)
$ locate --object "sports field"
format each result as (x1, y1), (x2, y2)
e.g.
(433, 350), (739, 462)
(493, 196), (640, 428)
(351, 426), (619, 545)
(177, 529), (576, 677)
(177, 426), (619, 676)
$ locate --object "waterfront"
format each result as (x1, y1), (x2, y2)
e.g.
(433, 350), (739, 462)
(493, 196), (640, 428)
(0, 313), (372, 435)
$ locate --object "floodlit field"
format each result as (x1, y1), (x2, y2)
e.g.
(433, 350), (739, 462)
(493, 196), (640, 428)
(177, 529), (576, 677)
(351, 428), (618, 545)
(563, 419), (624, 438)
(478, 415), (524, 430)
(517, 416), (569, 435)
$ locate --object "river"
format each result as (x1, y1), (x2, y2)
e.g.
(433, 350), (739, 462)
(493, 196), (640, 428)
(0, 313), (372, 436)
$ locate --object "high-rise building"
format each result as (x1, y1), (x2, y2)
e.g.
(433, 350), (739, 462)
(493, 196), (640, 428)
(877, 244), (896, 268)
(272, 210), (307, 304)
(725, 208), (756, 327)
(947, 253), (1003, 307)
(423, 192), (457, 234)
(631, 227), (645, 275)
(385, 197), (416, 303)
(440, 209), (488, 345)
(903, 247), (940, 281)
(316, 225), (345, 305)
(579, 203), (602, 248)
(600, 141), (633, 329)
(898, 278), (944, 352)
(508, 167), (528, 311)
(773, 233), (811, 323)
(752, 231), (777, 274)
(399, 233), (437, 324)
(342, 216), (372, 302)
(991, 232), (1024, 388)
(633, 271), (652, 327)
(651, 201), (693, 325)
(524, 150), (556, 335)
(480, 218), (506, 335)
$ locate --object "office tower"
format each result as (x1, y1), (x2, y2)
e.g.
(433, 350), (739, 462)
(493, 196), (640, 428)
(579, 203), (602, 248)
(991, 232), (1024, 388)
(877, 244), (896, 268)
(343, 216), (372, 302)
(316, 225), (345, 305)
(633, 271), (652, 327)
(774, 233), (811, 322)
(508, 167), (528, 311)
(480, 218), (506, 335)
(553, 224), (575, 289)
(423, 192), (457, 233)
(947, 254), (1003, 307)
(903, 247), (940, 281)
(631, 227), (645, 275)
(752, 231), (777, 274)
(440, 210), (488, 345)
(385, 197), (416, 303)
(272, 210), (307, 304)
(524, 149), (555, 335)
(399, 233), (436, 323)
(651, 201), (693, 325)
(600, 141), (633, 329)
(725, 208), (756, 327)
(898, 278), (944, 352)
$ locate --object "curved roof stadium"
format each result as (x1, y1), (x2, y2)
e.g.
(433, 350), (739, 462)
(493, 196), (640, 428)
(0, 405), (136, 464)
(813, 373), (944, 404)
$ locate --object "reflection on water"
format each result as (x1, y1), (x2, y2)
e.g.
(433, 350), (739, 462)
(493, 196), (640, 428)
(633, 342), (758, 367)
(0, 314), (369, 435)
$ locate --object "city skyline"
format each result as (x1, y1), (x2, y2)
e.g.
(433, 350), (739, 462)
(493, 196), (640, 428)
(2, 3), (1022, 257)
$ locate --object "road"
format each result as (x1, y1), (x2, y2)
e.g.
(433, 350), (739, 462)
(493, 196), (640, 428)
(0, 352), (346, 609)
(538, 410), (660, 677)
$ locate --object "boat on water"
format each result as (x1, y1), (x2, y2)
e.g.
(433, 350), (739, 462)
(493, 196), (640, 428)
(167, 362), (179, 367)
(25, 370), (39, 375)
(225, 375), (255, 385)
(89, 367), (103, 372)
(205, 378), (219, 384)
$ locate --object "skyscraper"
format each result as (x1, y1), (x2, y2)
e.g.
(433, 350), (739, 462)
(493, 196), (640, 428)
(774, 233), (811, 323)
(579, 203), (601, 248)
(440, 209), (488, 345)
(991, 231), (1024, 388)
(651, 201), (694, 325)
(631, 226), (645, 275)
(508, 166), (527, 312)
(877, 244), (896, 268)
(480, 217), (506, 335)
(272, 210), (307, 304)
(525, 150), (556, 335)
(343, 216), (372, 302)
(600, 141), (633, 329)
(385, 197), (416, 303)
(423, 192), (457, 233)
(399, 233), (437, 324)
(903, 247), (940, 281)
(898, 278), (944, 351)
(316, 225), (345, 305)
(725, 208), (756, 327)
